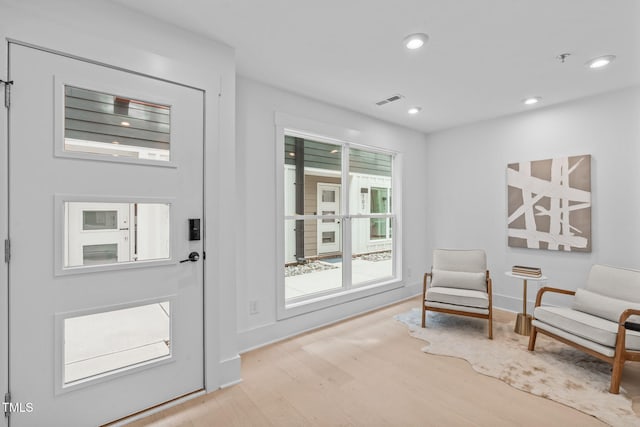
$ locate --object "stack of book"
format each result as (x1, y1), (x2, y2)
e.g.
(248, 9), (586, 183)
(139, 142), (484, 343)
(512, 265), (542, 278)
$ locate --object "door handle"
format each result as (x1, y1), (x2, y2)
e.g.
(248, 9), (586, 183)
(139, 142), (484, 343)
(179, 251), (200, 263)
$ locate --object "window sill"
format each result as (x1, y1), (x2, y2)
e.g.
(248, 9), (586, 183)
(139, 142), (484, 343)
(277, 278), (404, 320)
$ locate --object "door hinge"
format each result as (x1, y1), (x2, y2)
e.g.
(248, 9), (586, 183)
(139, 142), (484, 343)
(1, 79), (13, 108)
(3, 392), (10, 417)
(4, 239), (10, 263)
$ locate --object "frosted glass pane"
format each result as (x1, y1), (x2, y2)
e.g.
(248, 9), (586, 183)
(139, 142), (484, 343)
(83, 210), (117, 230)
(64, 302), (170, 384)
(83, 243), (117, 265)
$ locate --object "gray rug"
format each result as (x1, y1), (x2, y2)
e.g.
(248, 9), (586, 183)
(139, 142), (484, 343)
(396, 308), (639, 427)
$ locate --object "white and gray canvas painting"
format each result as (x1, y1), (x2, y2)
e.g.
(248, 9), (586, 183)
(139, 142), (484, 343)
(507, 154), (591, 252)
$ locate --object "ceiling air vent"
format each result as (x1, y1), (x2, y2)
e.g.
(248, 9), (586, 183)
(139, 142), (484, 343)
(375, 94), (404, 106)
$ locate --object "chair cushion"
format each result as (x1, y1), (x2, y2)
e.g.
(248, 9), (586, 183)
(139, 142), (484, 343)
(573, 289), (640, 323)
(431, 269), (486, 291)
(586, 264), (640, 302)
(532, 319), (617, 358)
(433, 249), (486, 273)
(426, 287), (489, 309)
(534, 306), (640, 351)
(425, 301), (489, 316)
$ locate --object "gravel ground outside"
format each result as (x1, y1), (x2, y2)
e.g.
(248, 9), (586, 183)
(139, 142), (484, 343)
(285, 251), (391, 277)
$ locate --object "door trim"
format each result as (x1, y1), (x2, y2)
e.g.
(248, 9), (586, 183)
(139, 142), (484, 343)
(0, 38), (10, 427)
(7, 39), (203, 92)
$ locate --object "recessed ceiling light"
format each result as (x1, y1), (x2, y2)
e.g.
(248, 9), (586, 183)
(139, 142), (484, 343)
(120, 121), (131, 126)
(403, 33), (429, 50)
(288, 152), (295, 157)
(330, 149), (339, 154)
(408, 106), (422, 115)
(585, 55), (616, 69)
(523, 97), (541, 106)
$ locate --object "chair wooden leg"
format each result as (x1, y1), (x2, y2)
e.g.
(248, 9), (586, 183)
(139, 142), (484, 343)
(528, 326), (538, 351)
(610, 353), (625, 394)
(421, 305), (426, 328)
(488, 315), (493, 340)
(610, 324), (628, 394)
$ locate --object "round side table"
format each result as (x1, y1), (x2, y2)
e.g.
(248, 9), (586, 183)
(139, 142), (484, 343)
(504, 272), (548, 336)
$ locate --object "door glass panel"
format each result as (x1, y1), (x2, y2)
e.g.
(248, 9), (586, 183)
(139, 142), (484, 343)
(321, 210), (335, 223)
(65, 202), (170, 268)
(370, 187), (391, 240)
(64, 86), (171, 161)
(322, 231), (336, 243)
(370, 218), (387, 240)
(83, 210), (118, 230)
(83, 243), (118, 265)
(64, 301), (171, 385)
(371, 187), (389, 213)
(322, 190), (335, 203)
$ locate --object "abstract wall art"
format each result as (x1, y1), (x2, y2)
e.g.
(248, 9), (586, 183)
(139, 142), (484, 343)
(507, 154), (591, 252)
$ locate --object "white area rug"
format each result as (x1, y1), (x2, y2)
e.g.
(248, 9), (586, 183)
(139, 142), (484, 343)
(396, 308), (640, 427)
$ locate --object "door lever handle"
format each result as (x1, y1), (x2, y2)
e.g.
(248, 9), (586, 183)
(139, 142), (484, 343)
(180, 251), (200, 263)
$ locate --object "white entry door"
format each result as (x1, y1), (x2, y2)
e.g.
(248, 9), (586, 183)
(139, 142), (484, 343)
(7, 43), (205, 426)
(317, 183), (341, 254)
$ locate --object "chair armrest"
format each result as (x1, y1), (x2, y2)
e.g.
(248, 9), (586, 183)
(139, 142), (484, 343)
(423, 272), (431, 298)
(534, 287), (576, 308)
(615, 309), (640, 356)
(618, 309), (640, 326)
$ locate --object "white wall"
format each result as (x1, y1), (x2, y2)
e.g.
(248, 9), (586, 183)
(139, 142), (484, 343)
(0, 0), (240, 406)
(424, 87), (640, 312)
(236, 77), (429, 351)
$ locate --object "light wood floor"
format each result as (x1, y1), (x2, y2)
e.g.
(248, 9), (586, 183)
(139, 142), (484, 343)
(127, 297), (626, 426)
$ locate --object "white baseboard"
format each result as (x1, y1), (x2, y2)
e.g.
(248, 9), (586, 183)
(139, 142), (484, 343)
(216, 354), (242, 389)
(493, 292), (535, 314)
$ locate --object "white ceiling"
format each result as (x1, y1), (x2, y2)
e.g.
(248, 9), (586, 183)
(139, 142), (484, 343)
(113, 0), (640, 134)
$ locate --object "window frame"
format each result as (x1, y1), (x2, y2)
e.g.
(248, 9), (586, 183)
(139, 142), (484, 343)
(275, 113), (403, 320)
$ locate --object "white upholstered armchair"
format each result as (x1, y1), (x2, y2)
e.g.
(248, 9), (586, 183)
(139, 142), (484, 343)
(422, 249), (493, 339)
(529, 264), (640, 394)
